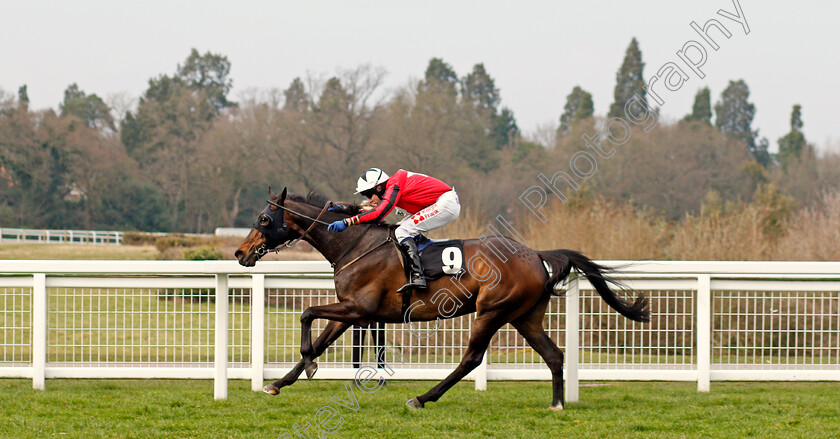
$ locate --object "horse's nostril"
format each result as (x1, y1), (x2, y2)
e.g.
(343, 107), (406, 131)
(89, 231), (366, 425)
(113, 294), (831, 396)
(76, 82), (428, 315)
(234, 250), (243, 258)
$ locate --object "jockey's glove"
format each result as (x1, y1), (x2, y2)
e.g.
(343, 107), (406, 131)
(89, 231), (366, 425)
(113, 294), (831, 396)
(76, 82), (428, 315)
(327, 219), (348, 232)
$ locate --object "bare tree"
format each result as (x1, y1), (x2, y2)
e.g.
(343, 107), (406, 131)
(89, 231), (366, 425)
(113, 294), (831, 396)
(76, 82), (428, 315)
(106, 91), (137, 126)
(286, 65), (388, 196)
(527, 120), (559, 149)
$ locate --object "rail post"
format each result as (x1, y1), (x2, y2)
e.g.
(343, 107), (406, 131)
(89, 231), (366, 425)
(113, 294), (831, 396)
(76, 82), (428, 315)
(564, 274), (580, 403)
(32, 273), (46, 390)
(697, 274), (711, 392)
(214, 274), (229, 400)
(251, 274), (265, 391)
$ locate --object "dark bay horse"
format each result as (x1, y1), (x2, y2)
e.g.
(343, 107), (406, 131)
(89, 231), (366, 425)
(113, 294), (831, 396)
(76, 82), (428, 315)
(235, 189), (650, 410)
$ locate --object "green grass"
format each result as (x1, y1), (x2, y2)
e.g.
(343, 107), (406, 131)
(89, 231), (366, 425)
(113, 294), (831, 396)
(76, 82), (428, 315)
(0, 243), (158, 260)
(0, 241), (325, 261)
(0, 380), (838, 438)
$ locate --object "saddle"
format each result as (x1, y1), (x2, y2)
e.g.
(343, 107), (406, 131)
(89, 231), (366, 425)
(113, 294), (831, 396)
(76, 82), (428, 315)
(394, 230), (466, 316)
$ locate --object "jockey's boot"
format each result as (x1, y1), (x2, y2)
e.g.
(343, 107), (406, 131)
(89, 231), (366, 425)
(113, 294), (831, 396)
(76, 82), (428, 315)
(397, 238), (427, 293)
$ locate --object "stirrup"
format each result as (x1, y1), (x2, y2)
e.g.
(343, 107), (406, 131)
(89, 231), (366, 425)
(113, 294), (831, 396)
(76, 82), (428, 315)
(397, 274), (426, 293)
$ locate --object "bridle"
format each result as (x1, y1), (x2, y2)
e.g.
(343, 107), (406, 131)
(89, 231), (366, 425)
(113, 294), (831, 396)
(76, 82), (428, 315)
(251, 196), (392, 275)
(253, 200), (331, 256)
(266, 200), (332, 227)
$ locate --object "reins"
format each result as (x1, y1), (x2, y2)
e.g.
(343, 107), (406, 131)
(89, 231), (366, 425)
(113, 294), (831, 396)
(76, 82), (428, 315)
(257, 201), (330, 255)
(283, 201), (331, 248)
(262, 199), (391, 274)
(266, 200), (332, 226)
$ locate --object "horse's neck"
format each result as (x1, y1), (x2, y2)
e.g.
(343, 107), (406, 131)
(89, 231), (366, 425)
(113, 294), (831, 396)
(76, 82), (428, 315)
(288, 202), (384, 265)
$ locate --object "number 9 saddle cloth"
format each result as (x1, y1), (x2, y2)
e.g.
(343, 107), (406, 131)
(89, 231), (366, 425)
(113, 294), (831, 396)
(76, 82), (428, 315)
(413, 235), (466, 281)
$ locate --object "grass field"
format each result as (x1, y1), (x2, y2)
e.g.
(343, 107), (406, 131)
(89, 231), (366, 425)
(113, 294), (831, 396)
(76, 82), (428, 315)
(0, 241), (326, 261)
(0, 243), (159, 260)
(1, 379), (838, 438)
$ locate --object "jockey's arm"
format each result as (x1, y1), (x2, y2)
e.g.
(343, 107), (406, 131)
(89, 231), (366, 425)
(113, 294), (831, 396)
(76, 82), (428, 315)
(347, 183), (401, 225)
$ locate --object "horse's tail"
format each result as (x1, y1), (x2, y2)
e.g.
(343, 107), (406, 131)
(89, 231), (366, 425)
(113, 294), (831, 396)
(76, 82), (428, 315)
(538, 249), (650, 323)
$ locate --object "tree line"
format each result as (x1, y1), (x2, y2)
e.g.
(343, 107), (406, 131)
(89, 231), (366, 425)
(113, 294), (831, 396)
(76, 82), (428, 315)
(1, 41), (836, 233)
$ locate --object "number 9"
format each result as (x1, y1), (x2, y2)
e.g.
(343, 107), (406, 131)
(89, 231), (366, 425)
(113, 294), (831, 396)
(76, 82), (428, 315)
(441, 247), (462, 274)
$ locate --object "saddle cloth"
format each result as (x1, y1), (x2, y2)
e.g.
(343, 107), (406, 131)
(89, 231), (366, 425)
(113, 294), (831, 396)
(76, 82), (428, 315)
(415, 235), (465, 281)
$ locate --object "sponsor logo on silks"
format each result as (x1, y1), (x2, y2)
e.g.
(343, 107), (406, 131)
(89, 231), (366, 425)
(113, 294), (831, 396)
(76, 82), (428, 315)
(412, 208), (440, 224)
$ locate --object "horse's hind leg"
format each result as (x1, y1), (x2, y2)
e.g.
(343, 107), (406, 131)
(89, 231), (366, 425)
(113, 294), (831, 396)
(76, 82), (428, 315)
(408, 311), (507, 408)
(511, 297), (565, 410)
(263, 320), (350, 395)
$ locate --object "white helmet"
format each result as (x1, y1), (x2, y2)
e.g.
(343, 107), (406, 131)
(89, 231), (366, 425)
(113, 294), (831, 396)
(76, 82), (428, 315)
(355, 168), (389, 194)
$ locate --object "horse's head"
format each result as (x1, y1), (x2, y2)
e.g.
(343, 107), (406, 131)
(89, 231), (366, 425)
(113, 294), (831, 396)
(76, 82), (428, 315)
(235, 187), (292, 266)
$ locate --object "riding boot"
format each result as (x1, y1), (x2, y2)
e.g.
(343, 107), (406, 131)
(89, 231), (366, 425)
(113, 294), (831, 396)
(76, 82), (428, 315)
(397, 238), (427, 293)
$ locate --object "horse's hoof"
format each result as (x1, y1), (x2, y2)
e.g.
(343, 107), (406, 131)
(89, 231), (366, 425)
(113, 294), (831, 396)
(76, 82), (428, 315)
(549, 403), (564, 411)
(406, 397), (424, 409)
(304, 362), (318, 380)
(262, 384), (280, 395)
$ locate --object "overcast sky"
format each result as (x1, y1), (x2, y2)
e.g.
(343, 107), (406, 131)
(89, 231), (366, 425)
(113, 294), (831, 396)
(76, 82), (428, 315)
(2, 0), (838, 152)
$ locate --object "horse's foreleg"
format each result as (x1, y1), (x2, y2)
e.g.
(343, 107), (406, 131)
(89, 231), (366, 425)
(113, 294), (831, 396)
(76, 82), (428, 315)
(408, 312), (506, 408)
(263, 320), (351, 395)
(299, 301), (366, 379)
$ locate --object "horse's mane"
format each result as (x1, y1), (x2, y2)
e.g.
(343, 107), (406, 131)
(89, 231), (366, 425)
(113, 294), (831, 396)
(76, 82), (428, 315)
(284, 191), (332, 209)
(281, 191), (386, 225)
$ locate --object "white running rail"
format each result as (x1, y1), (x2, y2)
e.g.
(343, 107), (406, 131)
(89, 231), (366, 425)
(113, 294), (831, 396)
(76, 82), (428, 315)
(0, 228), (123, 245)
(1, 260), (839, 401)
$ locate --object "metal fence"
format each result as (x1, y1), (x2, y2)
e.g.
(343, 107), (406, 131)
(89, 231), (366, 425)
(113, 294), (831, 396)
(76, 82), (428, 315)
(0, 228), (123, 245)
(1, 260), (839, 401)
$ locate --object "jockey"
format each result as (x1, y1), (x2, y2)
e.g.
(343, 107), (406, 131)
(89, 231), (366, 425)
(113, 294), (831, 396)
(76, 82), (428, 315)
(328, 168), (460, 292)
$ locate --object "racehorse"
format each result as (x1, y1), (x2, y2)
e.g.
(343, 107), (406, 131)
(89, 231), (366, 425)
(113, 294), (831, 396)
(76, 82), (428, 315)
(235, 188), (650, 410)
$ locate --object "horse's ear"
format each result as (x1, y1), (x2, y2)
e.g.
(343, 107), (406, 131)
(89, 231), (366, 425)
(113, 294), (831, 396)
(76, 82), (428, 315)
(279, 187), (287, 205)
(268, 186), (276, 199)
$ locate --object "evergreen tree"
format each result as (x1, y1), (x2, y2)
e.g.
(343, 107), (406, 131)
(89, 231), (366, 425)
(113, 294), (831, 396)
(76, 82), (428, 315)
(317, 77), (351, 112)
(684, 87), (711, 124)
(461, 63), (516, 149)
(492, 107), (518, 148)
(122, 49), (232, 158)
(176, 48), (235, 112)
(17, 85), (28, 109)
(119, 49), (233, 229)
(462, 63), (500, 115)
(608, 38), (646, 119)
(777, 104), (807, 169)
(283, 77), (309, 112)
(420, 57), (458, 96)
(559, 86), (594, 134)
(714, 79), (758, 157)
(60, 83), (114, 130)
(752, 137), (772, 169)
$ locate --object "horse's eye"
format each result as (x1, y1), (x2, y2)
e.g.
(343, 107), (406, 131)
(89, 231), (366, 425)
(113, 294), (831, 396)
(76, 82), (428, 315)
(259, 214), (272, 227)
